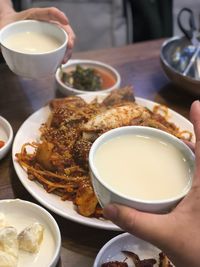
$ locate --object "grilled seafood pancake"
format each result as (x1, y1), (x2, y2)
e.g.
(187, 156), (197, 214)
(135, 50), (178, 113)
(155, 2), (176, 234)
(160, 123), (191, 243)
(81, 103), (150, 141)
(82, 104), (145, 131)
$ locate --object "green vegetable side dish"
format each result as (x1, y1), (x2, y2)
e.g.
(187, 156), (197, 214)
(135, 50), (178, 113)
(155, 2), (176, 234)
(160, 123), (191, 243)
(62, 65), (102, 91)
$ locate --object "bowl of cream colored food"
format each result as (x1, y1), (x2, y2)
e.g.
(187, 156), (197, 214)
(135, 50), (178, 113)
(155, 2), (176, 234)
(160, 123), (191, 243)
(0, 20), (68, 79)
(89, 126), (195, 213)
(0, 199), (61, 267)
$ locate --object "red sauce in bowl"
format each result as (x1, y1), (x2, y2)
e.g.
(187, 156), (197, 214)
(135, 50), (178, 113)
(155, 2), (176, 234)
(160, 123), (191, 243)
(94, 68), (116, 89)
(61, 64), (117, 91)
(0, 140), (5, 149)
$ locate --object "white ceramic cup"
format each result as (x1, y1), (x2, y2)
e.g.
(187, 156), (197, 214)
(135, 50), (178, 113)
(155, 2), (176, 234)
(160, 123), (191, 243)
(0, 20), (68, 79)
(89, 126), (195, 213)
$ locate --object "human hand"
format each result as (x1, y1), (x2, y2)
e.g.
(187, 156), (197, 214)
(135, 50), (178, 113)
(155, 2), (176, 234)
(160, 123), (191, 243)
(0, 7), (75, 62)
(183, 139), (195, 152)
(104, 100), (200, 267)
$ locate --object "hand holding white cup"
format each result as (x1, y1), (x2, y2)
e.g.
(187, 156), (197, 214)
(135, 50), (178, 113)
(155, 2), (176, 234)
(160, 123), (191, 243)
(0, 20), (68, 79)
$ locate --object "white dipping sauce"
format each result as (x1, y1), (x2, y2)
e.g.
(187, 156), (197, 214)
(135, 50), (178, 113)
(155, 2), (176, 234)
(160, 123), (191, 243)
(3, 212), (55, 267)
(94, 134), (192, 200)
(3, 31), (61, 53)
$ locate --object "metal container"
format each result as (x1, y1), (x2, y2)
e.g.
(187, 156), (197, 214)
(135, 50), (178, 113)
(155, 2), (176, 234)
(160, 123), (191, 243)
(160, 36), (200, 96)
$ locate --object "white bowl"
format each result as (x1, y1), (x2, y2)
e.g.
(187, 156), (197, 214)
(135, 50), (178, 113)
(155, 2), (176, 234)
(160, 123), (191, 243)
(0, 116), (13, 160)
(89, 126), (195, 213)
(93, 232), (162, 267)
(55, 59), (121, 95)
(0, 199), (61, 267)
(0, 20), (68, 79)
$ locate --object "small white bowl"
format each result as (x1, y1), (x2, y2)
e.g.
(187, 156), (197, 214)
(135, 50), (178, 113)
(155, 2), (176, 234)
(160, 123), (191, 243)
(0, 20), (68, 79)
(93, 232), (161, 267)
(0, 199), (61, 267)
(55, 59), (121, 95)
(89, 126), (195, 213)
(0, 116), (13, 160)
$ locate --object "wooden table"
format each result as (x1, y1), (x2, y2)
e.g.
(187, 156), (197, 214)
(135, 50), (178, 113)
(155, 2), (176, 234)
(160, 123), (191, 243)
(0, 39), (198, 267)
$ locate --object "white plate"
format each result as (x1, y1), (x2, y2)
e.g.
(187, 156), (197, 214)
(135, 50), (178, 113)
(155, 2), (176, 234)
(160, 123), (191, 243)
(93, 232), (172, 267)
(12, 94), (194, 230)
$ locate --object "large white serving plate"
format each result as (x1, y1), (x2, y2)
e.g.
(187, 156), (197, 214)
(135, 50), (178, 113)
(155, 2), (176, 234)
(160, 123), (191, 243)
(12, 94), (194, 230)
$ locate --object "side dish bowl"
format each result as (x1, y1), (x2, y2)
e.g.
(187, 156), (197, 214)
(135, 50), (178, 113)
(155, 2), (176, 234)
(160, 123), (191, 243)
(55, 59), (121, 95)
(0, 20), (68, 79)
(0, 116), (13, 160)
(0, 199), (61, 267)
(93, 232), (161, 267)
(89, 126), (195, 213)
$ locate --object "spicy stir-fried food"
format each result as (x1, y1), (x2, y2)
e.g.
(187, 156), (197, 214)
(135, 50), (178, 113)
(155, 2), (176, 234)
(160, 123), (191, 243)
(122, 250), (157, 267)
(16, 87), (192, 218)
(101, 262), (128, 267)
(101, 251), (173, 267)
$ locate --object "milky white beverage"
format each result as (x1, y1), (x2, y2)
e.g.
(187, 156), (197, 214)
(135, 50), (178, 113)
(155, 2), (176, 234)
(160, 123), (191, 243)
(3, 31), (61, 53)
(94, 134), (192, 201)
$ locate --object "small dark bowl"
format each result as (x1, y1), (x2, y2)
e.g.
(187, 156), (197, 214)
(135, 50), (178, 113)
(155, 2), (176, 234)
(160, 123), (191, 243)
(160, 36), (200, 96)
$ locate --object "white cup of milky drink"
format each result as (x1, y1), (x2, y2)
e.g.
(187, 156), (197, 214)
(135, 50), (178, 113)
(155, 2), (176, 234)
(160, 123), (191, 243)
(0, 20), (68, 79)
(89, 126), (195, 213)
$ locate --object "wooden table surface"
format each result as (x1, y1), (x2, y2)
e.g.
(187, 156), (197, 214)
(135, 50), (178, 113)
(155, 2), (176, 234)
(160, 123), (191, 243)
(0, 38), (198, 267)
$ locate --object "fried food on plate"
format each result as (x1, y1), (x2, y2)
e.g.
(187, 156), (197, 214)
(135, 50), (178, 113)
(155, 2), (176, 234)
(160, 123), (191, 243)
(16, 86), (192, 218)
